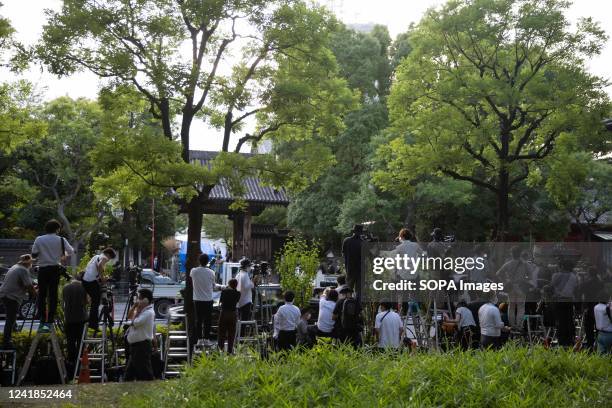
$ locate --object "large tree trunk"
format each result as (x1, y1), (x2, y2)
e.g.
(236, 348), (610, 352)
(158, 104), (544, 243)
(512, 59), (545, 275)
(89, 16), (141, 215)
(494, 168), (510, 241)
(184, 196), (203, 345)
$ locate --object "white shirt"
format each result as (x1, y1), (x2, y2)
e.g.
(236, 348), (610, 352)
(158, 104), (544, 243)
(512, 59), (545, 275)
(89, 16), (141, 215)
(273, 301), (301, 333)
(32, 234), (74, 267)
(317, 296), (336, 333)
(127, 304), (155, 344)
(478, 303), (504, 337)
(386, 240), (424, 279)
(236, 270), (254, 307)
(594, 303), (612, 332)
(456, 306), (476, 328)
(375, 310), (403, 348)
(191, 266), (222, 301)
(83, 254), (108, 282)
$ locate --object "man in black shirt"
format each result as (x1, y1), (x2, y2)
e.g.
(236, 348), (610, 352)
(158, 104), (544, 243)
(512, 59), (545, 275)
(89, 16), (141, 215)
(333, 286), (363, 347)
(218, 279), (241, 353)
(62, 274), (88, 367)
(342, 225), (364, 298)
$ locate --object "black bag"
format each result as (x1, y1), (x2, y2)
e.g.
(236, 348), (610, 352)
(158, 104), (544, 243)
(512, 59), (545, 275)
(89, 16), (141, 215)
(341, 298), (361, 330)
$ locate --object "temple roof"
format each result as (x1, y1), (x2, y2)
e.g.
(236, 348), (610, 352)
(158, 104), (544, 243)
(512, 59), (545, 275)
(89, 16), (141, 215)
(189, 150), (290, 213)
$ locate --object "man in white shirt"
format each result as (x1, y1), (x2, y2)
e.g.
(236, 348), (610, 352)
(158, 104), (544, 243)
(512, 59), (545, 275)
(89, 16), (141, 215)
(191, 253), (223, 342)
(316, 288), (338, 337)
(594, 301), (612, 354)
(125, 289), (156, 381)
(478, 293), (508, 349)
(273, 291), (301, 351)
(445, 300), (477, 350)
(82, 248), (116, 330)
(236, 258), (255, 321)
(31, 219), (74, 331)
(374, 302), (403, 349)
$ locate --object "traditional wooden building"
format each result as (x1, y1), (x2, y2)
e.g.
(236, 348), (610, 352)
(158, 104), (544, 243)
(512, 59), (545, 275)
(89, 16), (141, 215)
(189, 150), (290, 262)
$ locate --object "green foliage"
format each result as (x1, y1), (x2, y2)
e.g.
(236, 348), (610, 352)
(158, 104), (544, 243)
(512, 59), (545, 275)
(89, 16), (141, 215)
(275, 236), (320, 308)
(123, 345), (611, 407)
(0, 80), (46, 154)
(202, 214), (232, 244)
(375, 0), (611, 239)
(252, 206), (287, 229)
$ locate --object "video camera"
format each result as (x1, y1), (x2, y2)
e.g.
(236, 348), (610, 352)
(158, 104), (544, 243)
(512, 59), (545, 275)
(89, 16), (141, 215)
(252, 261), (270, 276)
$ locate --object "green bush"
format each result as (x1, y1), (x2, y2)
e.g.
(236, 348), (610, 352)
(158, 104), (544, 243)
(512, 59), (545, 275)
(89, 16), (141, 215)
(275, 236), (320, 308)
(124, 345), (611, 408)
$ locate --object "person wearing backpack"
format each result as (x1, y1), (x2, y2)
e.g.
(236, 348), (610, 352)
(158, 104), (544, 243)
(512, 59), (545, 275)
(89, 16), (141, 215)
(374, 302), (403, 349)
(333, 286), (363, 347)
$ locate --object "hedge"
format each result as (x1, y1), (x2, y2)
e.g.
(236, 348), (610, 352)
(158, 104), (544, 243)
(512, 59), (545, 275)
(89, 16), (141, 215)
(123, 345), (611, 408)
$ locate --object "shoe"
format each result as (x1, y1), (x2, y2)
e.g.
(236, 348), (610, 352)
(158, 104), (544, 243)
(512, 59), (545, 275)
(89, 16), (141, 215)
(38, 323), (50, 333)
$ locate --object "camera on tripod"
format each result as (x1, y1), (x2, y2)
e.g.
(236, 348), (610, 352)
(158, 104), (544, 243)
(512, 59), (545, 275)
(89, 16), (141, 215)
(252, 261), (270, 277)
(100, 278), (115, 306)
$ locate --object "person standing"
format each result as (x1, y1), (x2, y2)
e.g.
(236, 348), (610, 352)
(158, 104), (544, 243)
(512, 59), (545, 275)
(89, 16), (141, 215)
(496, 246), (534, 330)
(342, 225), (364, 297)
(125, 289), (156, 381)
(333, 286), (363, 347)
(478, 293), (509, 350)
(62, 274), (88, 367)
(217, 279), (240, 354)
(316, 288), (337, 337)
(273, 291), (301, 351)
(236, 258), (255, 321)
(0, 255), (36, 349)
(191, 254), (223, 343)
(81, 248), (117, 330)
(31, 219), (74, 332)
(374, 302), (403, 350)
(551, 258), (578, 347)
(593, 301), (612, 354)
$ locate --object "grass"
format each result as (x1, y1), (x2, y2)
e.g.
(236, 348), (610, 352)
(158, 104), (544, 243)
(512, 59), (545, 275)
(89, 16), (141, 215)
(107, 345), (611, 408)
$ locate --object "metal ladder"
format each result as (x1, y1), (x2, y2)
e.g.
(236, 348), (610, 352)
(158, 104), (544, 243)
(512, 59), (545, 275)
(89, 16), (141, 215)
(524, 315), (546, 345)
(73, 323), (112, 383)
(0, 349), (17, 385)
(235, 320), (260, 353)
(17, 324), (67, 385)
(163, 313), (190, 378)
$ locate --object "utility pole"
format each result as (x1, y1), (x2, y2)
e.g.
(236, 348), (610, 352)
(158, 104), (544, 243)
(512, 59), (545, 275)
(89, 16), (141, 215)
(151, 198), (156, 270)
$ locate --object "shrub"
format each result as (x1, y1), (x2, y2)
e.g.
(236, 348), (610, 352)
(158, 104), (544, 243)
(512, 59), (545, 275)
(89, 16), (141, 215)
(124, 345), (611, 408)
(275, 236), (320, 308)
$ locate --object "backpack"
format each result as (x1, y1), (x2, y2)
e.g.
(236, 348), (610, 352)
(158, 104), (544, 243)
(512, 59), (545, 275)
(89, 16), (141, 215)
(341, 298), (361, 330)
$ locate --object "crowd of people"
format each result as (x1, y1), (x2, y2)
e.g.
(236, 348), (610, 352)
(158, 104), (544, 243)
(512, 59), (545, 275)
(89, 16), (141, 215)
(0, 219), (610, 388)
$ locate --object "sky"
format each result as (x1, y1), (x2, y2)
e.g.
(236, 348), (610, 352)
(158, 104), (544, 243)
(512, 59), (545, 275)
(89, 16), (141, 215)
(2, 0), (611, 151)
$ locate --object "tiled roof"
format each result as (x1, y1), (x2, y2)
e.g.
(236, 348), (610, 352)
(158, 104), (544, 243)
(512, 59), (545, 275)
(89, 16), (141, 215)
(189, 150), (290, 205)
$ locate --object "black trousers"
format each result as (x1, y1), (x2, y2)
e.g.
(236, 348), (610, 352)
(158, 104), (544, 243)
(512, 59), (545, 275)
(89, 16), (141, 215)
(37, 265), (60, 323)
(239, 303), (252, 321)
(64, 322), (85, 365)
(480, 334), (501, 350)
(555, 302), (575, 347)
(194, 300), (213, 340)
(125, 340), (154, 381)
(277, 330), (297, 351)
(1, 297), (18, 346)
(82, 280), (101, 329)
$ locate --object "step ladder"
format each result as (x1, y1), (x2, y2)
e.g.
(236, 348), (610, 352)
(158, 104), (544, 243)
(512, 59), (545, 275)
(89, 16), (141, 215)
(163, 330), (190, 378)
(17, 325), (67, 385)
(73, 324), (113, 383)
(0, 349), (17, 385)
(524, 315), (546, 345)
(235, 320), (260, 353)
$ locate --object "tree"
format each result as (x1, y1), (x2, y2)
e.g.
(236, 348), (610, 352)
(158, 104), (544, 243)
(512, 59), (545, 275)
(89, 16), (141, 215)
(39, 0), (355, 339)
(202, 214), (232, 244)
(16, 97), (107, 266)
(374, 0), (611, 240)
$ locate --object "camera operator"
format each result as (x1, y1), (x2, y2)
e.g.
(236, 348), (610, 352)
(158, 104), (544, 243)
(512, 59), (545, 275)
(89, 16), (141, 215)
(31, 219), (74, 332)
(125, 288), (155, 381)
(237, 258), (256, 321)
(342, 225), (365, 298)
(82, 248), (117, 331)
(0, 254), (36, 349)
